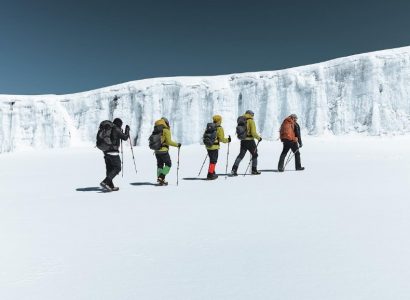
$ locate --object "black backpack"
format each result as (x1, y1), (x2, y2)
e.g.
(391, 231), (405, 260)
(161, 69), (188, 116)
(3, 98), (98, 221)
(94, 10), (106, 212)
(202, 123), (218, 147)
(149, 125), (164, 150)
(96, 120), (115, 151)
(236, 116), (248, 140)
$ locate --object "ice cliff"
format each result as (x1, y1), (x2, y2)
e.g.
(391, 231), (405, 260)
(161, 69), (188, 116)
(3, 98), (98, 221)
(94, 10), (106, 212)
(1, 46), (410, 153)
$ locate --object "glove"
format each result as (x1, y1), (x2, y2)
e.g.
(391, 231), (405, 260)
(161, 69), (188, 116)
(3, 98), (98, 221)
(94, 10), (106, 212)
(259, 137), (262, 142)
(125, 125), (130, 133)
(299, 143), (303, 148)
(177, 143), (182, 148)
(228, 135), (231, 143)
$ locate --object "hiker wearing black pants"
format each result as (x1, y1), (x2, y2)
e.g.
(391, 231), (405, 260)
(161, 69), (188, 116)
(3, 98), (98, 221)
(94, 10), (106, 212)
(231, 110), (262, 176)
(100, 118), (130, 191)
(277, 114), (304, 172)
(204, 115), (230, 180)
(152, 117), (181, 186)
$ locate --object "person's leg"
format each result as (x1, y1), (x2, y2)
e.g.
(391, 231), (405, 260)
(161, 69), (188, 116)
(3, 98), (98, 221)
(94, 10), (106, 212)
(244, 140), (259, 171)
(278, 141), (291, 171)
(207, 149), (219, 179)
(158, 152), (172, 183)
(291, 142), (303, 170)
(156, 153), (164, 178)
(104, 155), (110, 178)
(101, 155), (113, 190)
(232, 141), (247, 173)
(107, 155), (121, 187)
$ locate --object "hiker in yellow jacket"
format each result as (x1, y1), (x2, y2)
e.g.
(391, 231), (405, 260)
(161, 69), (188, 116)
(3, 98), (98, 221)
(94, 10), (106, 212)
(153, 117), (181, 185)
(204, 115), (231, 180)
(231, 110), (262, 176)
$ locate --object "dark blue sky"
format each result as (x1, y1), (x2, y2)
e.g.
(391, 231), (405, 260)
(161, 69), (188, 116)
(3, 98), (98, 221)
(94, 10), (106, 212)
(1, 0), (410, 94)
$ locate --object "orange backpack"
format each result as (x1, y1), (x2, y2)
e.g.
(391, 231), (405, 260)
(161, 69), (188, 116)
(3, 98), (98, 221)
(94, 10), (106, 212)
(280, 117), (296, 142)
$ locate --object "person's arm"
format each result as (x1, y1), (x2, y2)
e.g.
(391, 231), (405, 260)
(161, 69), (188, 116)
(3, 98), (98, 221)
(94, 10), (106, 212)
(295, 123), (302, 146)
(164, 128), (179, 147)
(217, 127), (229, 143)
(249, 119), (261, 140)
(118, 125), (130, 141)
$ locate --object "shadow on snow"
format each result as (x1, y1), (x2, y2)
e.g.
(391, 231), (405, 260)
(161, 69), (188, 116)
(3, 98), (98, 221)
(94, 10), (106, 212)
(76, 187), (107, 193)
(130, 182), (161, 186)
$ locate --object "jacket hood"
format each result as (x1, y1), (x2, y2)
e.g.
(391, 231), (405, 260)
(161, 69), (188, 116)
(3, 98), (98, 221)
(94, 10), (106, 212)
(154, 119), (169, 129)
(244, 113), (254, 119)
(284, 116), (295, 124)
(213, 115), (222, 125)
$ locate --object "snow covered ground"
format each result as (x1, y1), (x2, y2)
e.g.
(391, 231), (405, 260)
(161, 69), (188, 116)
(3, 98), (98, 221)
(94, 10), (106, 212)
(1, 136), (410, 299)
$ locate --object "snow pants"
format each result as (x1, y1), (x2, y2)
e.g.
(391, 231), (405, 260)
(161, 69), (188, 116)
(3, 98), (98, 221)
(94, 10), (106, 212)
(233, 140), (258, 169)
(207, 149), (219, 174)
(207, 149), (219, 164)
(278, 140), (302, 170)
(104, 153), (122, 185)
(155, 152), (172, 178)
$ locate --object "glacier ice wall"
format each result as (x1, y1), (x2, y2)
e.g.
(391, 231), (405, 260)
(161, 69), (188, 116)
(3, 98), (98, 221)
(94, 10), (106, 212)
(1, 46), (410, 153)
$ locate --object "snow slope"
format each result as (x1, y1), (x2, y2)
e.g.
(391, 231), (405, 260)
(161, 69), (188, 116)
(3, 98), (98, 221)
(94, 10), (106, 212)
(1, 46), (410, 153)
(1, 137), (410, 299)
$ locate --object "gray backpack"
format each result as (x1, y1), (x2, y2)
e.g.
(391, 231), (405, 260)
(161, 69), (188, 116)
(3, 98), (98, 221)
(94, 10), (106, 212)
(149, 125), (164, 150)
(202, 123), (218, 147)
(96, 120), (114, 151)
(236, 116), (248, 140)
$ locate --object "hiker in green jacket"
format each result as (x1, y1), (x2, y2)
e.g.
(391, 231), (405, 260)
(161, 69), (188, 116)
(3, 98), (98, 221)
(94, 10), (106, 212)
(231, 110), (262, 176)
(205, 115), (231, 180)
(154, 117), (181, 185)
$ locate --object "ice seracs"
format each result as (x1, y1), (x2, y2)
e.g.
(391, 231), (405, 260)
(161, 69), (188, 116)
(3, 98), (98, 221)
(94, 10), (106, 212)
(1, 46), (410, 153)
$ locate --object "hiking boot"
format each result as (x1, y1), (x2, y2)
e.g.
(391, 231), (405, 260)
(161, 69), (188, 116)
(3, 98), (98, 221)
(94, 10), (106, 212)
(296, 167), (305, 171)
(278, 168), (284, 172)
(251, 168), (261, 175)
(108, 180), (116, 189)
(157, 177), (168, 186)
(111, 187), (119, 191)
(207, 173), (218, 180)
(100, 181), (112, 191)
(231, 169), (238, 176)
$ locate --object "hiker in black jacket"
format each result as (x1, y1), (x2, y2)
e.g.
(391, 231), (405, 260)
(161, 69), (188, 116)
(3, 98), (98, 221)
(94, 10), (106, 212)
(100, 118), (130, 191)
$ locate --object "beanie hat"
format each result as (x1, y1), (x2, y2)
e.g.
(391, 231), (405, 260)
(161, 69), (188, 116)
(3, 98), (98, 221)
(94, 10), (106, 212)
(113, 118), (123, 127)
(213, 115), (222, 124)
(245, 110), (254, 116)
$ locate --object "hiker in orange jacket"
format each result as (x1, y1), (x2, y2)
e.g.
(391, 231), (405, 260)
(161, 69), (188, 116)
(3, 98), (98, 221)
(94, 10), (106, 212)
(277, 114), (304, 172)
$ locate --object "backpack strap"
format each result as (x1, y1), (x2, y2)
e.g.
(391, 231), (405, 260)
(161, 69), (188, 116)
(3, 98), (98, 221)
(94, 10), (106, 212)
(161, 128), (169, 149)
(214, 125), (222, 145)
(246, 118), (253, 137)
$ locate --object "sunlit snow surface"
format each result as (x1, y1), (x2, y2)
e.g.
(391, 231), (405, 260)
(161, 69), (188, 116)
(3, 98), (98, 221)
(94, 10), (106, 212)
(1, 46), (410, 152)
(1, 137), (410, 299)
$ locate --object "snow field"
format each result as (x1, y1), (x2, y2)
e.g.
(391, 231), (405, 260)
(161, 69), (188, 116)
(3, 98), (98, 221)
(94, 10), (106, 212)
(1, 137), (410, 299)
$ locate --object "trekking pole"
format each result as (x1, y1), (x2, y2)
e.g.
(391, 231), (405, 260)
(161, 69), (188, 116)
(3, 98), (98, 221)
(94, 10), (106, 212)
(197, 154), (208, 177)
(284, 151), (293, 168)
(121, 140), (124, 177)
(129, 138), (138, 175)
(225, 142), (230, 179)
(244, 140), (261, 176)
(177, 147), (181, 186)
(284, 148), (300, 170)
